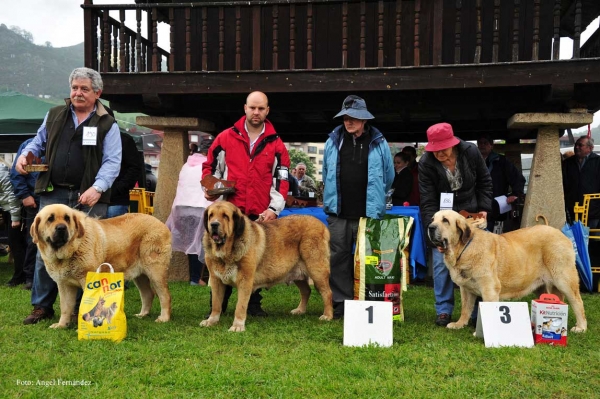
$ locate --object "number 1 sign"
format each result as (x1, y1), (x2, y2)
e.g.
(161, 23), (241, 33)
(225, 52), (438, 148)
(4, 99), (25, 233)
(343, 300), (393, 347)
(475, 302), (534, 348)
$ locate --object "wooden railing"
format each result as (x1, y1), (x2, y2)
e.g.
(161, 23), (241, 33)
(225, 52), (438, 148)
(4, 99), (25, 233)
(83, 0), (587, 74)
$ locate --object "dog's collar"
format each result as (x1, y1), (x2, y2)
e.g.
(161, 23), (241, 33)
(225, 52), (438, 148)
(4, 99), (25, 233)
(456, 237), (474, 262)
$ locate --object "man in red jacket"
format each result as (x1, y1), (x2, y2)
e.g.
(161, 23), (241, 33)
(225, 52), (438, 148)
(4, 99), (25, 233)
(202, 91), (291, 316)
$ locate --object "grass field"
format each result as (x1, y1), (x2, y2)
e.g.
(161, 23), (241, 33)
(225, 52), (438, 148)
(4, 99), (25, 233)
(0, 257), (599, 398)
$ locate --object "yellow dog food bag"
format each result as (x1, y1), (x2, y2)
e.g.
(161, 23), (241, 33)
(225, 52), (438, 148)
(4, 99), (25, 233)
(354, 215), (413, 321)
(78, 263), (127, 343)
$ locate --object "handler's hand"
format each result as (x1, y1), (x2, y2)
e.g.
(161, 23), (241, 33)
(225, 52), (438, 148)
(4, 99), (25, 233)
(15, 155), (29, 175)
(79, 187), (102, 207)
(478, 211), (488, 220)
(22, 196), (37, 208)
(258, 209), (277, 222)
(506, 196), (517, 204)
(204, 193), (220, 201)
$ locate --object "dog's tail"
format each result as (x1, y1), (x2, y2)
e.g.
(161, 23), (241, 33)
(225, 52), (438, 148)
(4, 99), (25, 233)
(535, 214), (549, 226)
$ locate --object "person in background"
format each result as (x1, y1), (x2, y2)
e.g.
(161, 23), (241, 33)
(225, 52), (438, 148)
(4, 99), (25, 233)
(9, 138), (40, 290)
(476, 134), (525, 233)
(322, 95), (395, 319)
(391, 152), (413, 206)
(202, 91), (290, 317)
(563, 136), (600, 228)
(1, 160), (24, 287)
(107, 132), (144, 218)
(419, 122), (492, 327)
(287, 169), (300, 197)
(166, 137), (214, 286)
(15, 67), (121, 325)
(296, 162), (318, 196)
(144, 163), (157, 192)
(401, 146), (420, 206)
(189, 143), (199, 156)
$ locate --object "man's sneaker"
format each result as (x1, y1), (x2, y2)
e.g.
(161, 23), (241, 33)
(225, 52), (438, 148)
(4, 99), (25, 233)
(248, 305), (268, 317)
(435, 313), (451, 327)
(23, 307), (54, 325)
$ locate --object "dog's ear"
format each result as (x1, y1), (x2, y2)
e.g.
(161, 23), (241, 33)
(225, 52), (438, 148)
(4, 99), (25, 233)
(233, 208), (246, 238)
(30, 214), (41, 244)
(456, 217), (473, 245)
(203, 208), (210, 233)
(73, 214), (85, 238)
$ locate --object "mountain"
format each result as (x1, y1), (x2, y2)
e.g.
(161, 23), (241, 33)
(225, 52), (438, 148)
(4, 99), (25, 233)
(0, 24), (84, 99)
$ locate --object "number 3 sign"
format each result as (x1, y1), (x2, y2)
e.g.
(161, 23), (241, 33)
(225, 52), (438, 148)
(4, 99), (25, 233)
(343, 300), (393, 347)
(475, 302), (534, 348)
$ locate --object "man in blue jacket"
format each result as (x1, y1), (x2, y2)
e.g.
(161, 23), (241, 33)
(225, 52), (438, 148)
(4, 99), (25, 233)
(322, 95), (395, 319)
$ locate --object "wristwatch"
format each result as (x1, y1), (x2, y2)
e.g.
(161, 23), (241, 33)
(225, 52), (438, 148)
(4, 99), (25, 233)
(92, 185), (104, 194)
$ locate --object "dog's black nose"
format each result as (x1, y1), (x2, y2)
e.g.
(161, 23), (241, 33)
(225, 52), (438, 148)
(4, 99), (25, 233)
(210, 221), (219, 228)
(428, 225), (436, 233)
(56, 224), (67, 232)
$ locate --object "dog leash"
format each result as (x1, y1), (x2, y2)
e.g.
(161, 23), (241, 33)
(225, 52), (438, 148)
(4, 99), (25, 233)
(456, 237), (474, 262)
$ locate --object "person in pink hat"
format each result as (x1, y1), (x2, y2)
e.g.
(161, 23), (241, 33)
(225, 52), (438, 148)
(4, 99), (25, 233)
(418, 122), (492, 327)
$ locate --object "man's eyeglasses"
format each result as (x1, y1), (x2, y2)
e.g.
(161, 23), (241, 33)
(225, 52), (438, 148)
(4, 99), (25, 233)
(575, 143), (588, 148)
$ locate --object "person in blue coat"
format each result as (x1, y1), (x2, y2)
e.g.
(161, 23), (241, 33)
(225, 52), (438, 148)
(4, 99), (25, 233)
(322, 95), (395, 319)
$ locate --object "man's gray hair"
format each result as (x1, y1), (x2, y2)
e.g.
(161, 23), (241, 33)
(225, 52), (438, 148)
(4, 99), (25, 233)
(296, 162), (307, 168)
(577, 136), (594, 147)
(69, 67), (103, 92)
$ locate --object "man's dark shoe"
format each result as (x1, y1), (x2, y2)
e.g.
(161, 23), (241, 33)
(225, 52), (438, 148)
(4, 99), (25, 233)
(435, 313), (451, 327)
(5, 279), (24, 287)
(23, 307), (54, 325)
(22, 281), (33, 290)
(333, 312), (344, 320)
(247, 305), (268, 317)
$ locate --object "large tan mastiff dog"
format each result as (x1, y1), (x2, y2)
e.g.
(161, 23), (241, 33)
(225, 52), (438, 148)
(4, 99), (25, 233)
(427, 210), (587, 332)
(31, 204), (172, 328)
(201, 201), (333, 332)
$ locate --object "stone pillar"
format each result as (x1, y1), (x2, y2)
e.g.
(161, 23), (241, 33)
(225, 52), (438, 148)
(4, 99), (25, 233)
(507, 112), (592, 230)
(135, 116), (214, 281)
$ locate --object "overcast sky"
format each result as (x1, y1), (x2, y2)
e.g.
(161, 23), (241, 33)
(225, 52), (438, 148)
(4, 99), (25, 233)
(0, 0), (597, 127)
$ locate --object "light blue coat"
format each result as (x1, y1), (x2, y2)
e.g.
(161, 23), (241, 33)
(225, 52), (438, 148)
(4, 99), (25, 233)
(322, 125), (395, 219)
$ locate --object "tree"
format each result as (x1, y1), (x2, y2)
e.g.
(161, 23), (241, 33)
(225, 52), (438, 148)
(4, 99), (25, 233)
(10, 26), (33, 43)
(45, 41), (53, 48)
(288, 149), (317, 180)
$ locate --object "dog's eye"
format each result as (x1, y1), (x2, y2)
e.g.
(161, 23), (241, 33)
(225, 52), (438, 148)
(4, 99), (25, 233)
(64, 215), (70, 223)
(442, 217), (449, 224)
(48, 215), (54, 222)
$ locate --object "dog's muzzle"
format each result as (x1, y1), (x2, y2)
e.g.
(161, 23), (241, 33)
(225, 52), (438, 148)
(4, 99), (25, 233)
(210, 221), (225, 245)
(427, 224), (448, 251)
(49, 224), (70, 249)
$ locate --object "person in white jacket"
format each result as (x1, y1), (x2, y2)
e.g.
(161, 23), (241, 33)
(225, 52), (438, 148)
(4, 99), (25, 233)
(165, 138), (214, 285)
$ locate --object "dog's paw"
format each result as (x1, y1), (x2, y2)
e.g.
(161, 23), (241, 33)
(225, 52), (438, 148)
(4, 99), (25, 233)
(155, 316), (169, 323)
(228, 325), (246, 332)
(446, 322), (466, 329)
(134, 312), (149, 318)
(319, 314), (333, 321)
(571, 325), (587, 333)
(49, 323), (68, 329)
(200, 319), (217, 327)
(290, 308), (306, 315)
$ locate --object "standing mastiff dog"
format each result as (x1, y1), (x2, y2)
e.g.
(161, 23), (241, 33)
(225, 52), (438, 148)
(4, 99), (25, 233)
(201, 201), (333, 332)
(428, 210), (587, 332)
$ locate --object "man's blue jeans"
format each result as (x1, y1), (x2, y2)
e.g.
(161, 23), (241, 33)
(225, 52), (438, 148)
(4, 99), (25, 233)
(107, 204), (129, 218)
(30, 188), (107, 310)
